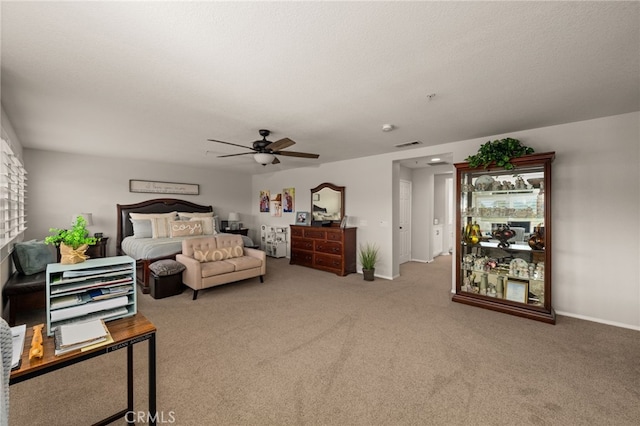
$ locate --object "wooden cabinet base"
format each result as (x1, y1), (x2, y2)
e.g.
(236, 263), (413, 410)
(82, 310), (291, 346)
(452, 293), (556, 324)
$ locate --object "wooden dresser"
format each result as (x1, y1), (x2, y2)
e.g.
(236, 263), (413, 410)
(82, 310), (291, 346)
(290, 225), (357, 276)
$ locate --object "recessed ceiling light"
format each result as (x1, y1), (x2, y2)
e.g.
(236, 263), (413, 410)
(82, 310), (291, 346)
(431, 158), (441, 162)
(382, 124), (394, 132)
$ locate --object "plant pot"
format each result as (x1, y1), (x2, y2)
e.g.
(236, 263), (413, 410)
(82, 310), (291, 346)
(60, 243), (89, 264)
(363, 268), (375, 281)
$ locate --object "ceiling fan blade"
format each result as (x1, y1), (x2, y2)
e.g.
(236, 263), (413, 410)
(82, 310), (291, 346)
(207, 139), (255, 150)
(265, 137), (296, 152)
(272, 156), (281, 165)
(217, 152), (255, 158)
(275, 150), (320, 159)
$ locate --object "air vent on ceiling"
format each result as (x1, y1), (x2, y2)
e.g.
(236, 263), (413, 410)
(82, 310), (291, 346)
(395, 140), (423, 148)
(427, 161), (450, 166)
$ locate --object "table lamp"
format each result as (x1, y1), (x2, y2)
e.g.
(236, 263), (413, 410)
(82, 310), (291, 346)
(228, 212), (240, 230)
(72, 213), (93, 226)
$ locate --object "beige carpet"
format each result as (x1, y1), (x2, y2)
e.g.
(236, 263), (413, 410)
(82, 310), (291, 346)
(9, 256), (640, 425)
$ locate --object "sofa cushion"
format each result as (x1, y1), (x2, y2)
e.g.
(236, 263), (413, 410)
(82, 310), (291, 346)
(200, 260), (235, 277)
(225, 256), (262, 271)
(12, 240), (55, 275)
(193, 244), (244, 262)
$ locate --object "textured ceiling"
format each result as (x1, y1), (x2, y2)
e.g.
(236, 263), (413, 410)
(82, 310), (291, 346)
(1, 1), (638, 173)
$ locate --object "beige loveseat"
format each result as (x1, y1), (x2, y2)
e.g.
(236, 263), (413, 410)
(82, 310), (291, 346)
(176, 234), (266, 300)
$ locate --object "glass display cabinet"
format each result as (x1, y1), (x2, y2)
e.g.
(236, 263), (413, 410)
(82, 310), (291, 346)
(453, 152), (555, 323)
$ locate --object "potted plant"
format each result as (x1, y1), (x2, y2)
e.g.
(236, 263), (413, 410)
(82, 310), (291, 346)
(359, 243), (379, 281)
(465, 137), (534, 170)
(45, 216), (98, 264)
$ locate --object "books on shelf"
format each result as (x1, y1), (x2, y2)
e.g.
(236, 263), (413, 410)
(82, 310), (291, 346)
(54, 319), (112, 356)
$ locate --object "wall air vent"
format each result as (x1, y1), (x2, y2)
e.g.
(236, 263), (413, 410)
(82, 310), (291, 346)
(394, 141), (423, 148)
(427, 161), (450, 166)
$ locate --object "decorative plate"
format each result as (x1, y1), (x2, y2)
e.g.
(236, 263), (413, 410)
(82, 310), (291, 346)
(475, 175), (494, 186)
(509, 258), (528, 271)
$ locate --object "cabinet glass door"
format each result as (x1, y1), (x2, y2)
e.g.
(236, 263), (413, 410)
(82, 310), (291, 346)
(454, 152), (554, 323)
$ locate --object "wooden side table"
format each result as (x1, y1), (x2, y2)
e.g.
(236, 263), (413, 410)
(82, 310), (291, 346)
(224, 228), (249, 236)
(86, 236), (109, 259)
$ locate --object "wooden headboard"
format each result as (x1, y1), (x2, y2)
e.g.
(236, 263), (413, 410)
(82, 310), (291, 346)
(116, 198), (213, 253)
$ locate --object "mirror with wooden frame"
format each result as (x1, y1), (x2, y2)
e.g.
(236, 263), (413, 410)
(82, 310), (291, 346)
(310, 183), (345, 226)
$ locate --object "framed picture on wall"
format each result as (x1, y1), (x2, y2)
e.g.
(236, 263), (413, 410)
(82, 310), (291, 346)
(283, 187), (295, 213)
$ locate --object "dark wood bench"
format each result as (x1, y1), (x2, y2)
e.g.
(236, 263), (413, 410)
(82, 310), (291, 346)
(2, 247), (52, 326)
(2, 269), (46, 325)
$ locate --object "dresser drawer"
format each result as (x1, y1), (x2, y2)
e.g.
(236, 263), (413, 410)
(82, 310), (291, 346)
(290, 227), (304, 238)
(315, 240), (343, 255)
(303, 228), (326, 240)
(314, 253), (343, 271)
(325, 231), (343, 242)
(291, 250), (313, 266)
(291, 238), (314, 251)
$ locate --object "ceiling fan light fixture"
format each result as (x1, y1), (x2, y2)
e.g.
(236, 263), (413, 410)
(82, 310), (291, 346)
(254, 152), (275, 165)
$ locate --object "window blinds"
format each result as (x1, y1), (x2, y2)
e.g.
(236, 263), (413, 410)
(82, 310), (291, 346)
(0, 139), (27, 249)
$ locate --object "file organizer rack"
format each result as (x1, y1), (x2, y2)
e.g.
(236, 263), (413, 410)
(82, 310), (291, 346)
(45, 256), (137, 336)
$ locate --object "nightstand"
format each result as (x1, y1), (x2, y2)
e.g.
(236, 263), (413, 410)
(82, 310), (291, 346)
(86, 236), (109, 259)
(224, 228), (249, 236)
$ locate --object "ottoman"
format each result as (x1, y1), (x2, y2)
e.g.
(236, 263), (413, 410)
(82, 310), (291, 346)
(149, 259), (185, 299)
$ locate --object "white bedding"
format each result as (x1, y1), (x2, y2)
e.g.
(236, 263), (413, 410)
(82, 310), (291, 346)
(121, 234), (255, 260)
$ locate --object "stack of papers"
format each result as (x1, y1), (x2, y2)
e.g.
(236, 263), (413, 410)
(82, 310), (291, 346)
(10, 324), (26, 370)
(54, 319), (111, 355)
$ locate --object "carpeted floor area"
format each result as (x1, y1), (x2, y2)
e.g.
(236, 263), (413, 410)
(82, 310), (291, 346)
(9, 255), (640, 425)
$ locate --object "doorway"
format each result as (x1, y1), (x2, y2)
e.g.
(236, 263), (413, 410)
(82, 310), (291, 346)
(399, 179), (412, 264)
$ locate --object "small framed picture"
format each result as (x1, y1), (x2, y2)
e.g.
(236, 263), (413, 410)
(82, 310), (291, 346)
(505, 279), (528, 304)
(295, 211), (310, 226)
(340, 215), (348, 228)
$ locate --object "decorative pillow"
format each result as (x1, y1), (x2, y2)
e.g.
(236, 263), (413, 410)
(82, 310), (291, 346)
(170, 220), (203, 237)
(129, 211), (178, 221)
(130, 219), (153, 238)
(150, 217), (172, 238)
(12, 240), (55, 275)
(193, 245), (244, 262)
(178, 212), (214, 220)
(149, 259), (186, 277)
(190, 217), (215, 235)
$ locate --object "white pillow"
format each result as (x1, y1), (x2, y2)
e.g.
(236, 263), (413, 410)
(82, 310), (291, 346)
(190, 217), (216, 235)
(150, 217), (172, 238)
(178, 212), (214, 220)
(130, 211), (178, 221)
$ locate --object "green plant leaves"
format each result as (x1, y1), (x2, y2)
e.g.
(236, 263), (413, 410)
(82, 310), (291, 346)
(465, 137), (534, 170)
(44, 216), (97, 249)
(358, 243), (379, 270)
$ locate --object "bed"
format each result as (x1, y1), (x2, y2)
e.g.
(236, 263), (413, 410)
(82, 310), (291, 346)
(116, 198), (215, 294)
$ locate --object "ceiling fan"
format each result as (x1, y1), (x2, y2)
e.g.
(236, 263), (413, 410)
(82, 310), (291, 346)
(208, 129), (320, 166)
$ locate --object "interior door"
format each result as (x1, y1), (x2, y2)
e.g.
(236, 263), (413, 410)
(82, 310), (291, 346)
(399, 179), (412, 264)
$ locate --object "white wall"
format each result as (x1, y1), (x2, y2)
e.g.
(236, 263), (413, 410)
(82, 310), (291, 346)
(4, 110), (639, 329)
(252, 112), (640, 329)
(23, 149), (254, 255)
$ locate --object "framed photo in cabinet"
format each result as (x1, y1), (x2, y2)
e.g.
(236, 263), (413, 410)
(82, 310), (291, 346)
(505, 279), (528, 304)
